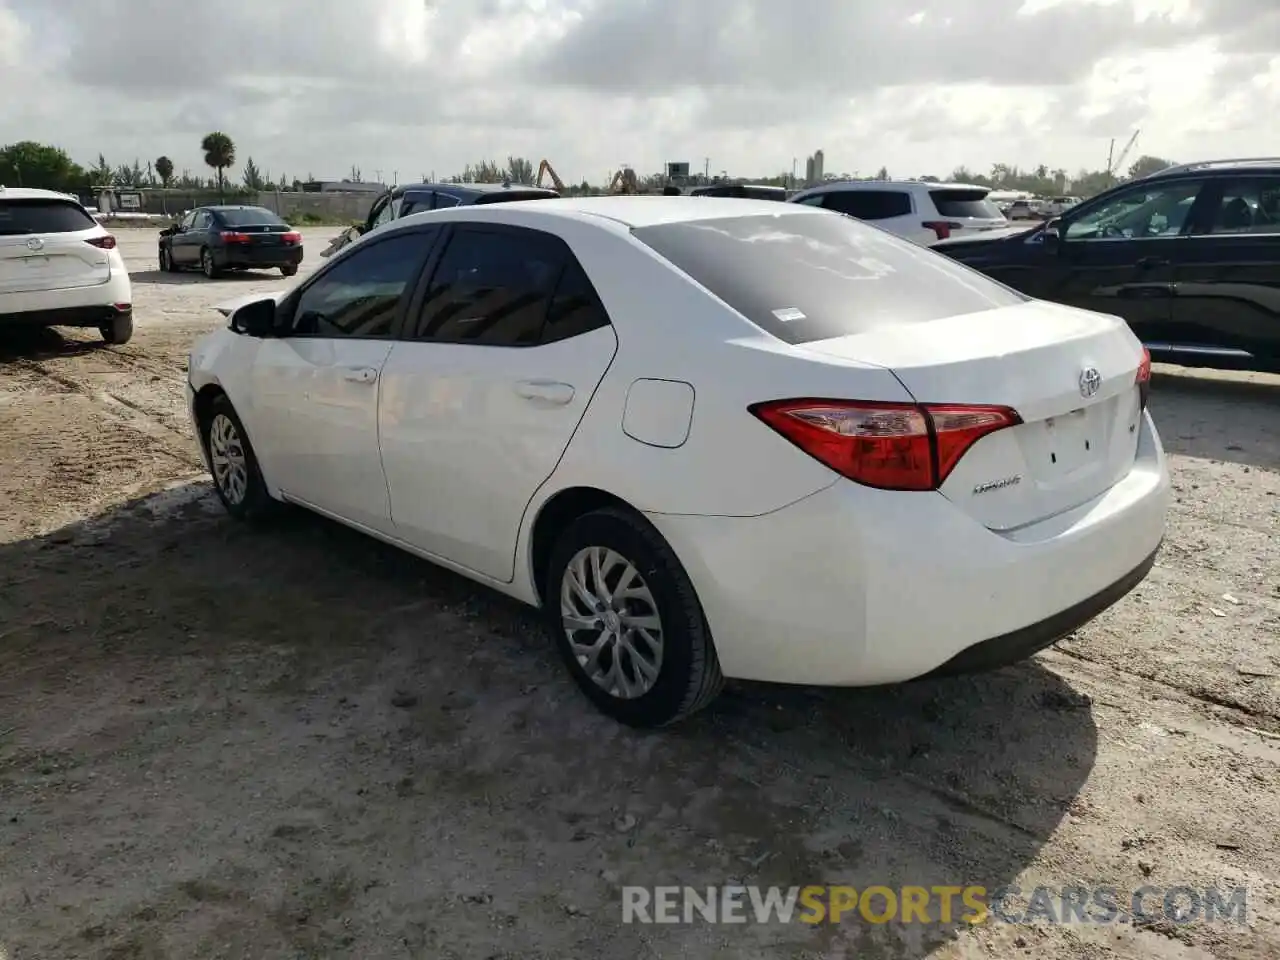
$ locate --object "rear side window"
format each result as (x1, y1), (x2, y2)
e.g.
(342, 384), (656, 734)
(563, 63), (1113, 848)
(0, 199), (96, 234)
(542, 259), (611, 344)
(930, 189), (1003, 219)
(821, 191), (912, 220)
(409, 227), (564, 345)
(740, 187), (787, 201)
(632, 212), (1026, 345)
(217, 207), (285, 226)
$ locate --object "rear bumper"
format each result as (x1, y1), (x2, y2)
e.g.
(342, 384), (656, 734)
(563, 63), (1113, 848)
(216, 245), (303, 268)
(0, 272), (132, 324)
(646, 410), (1171, 686)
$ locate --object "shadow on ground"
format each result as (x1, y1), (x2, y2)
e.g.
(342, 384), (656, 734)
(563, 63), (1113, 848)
(128, 268), (288, 286)
(0, 325), (110, 361)
(0, 484), (1098, 959)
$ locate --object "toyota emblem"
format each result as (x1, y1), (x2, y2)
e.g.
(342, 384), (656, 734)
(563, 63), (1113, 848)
(1079, 366), (1102, 398)
(26, 237), (44, 251)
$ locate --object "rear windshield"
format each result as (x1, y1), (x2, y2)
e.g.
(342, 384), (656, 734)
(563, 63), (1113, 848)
(930, 189), (1003, 220)
(0, 198), (96, 235)
(474, 190), (557, 205)
(631, 211), (1026, 345)
(216, 207), (286, 226)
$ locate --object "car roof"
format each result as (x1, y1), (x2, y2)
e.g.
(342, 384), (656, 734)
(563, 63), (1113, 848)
(793, 180), (987, 196)
(393, 195), (827, 231)
(204, 204), (274, 212)
(0, 185), (83, 202)
(1145, 157), (1280, 179)
(397, 182), (558, 196)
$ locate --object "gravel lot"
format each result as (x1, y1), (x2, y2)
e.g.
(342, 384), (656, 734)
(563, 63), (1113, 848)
(1, 229), (1278, 959)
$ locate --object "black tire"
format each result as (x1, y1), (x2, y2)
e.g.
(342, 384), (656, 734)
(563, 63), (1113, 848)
(99, 312), (133, 344)
(545, 507), (724, 727)
(158, 246), (172, 272)
(280, 265), (298, 277)
(199, 394), (277, 521)
(200, 247), (219, 279)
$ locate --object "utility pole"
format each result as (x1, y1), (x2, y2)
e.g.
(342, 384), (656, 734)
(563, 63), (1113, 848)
(791, 157), (796, 189)
(704, 157), (709, 181)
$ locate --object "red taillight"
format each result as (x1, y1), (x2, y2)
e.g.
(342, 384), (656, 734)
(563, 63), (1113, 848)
(1135, 346), (1152, 411)
(750, 399), (1021, 492)
(85, 234), (116, 249)
(281, 231), (301, 244)
(922, 220), (962, 241)
(220, 231), (251, 243)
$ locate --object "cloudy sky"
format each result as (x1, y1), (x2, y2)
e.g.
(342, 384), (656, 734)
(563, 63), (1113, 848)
(1, 0), (1278, 185)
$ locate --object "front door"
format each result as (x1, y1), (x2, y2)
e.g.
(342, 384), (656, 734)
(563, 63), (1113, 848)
(378, 224), (618, 581)
(1048, 177), (1208, 343)
(170, 210), (199, 265)
(248, 227), (440, 531)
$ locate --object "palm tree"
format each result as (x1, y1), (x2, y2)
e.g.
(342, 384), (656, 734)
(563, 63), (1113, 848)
(155, 155), (174, 188)
(200, 132), (236, 198)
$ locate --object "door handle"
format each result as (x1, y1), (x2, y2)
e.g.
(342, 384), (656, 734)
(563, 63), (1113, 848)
(515, 379), (575, 405)
(340, 366), (379, 384)
(1136, 256), (1169, 269)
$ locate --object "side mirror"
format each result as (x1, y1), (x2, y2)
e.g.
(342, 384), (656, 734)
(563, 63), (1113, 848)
(229, 298), (279, 338)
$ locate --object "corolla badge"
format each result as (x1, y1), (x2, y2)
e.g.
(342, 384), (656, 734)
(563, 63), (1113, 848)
(973, 475), (1022, 495)
(26, 237), (44, 251)
(1078, 366), (1102, 398)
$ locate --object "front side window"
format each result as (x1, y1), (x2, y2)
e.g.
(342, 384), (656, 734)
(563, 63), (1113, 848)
(1199, 177), (1280, 235)
(369, 195), (395, 228)
(408, 227), (565, 346)
(1064, 180), (1204, 241)
(193, 211), (213, 230)
(433, 192), (462, 209)
(290, 229), (436, 338)
(632, 211), (1026, 345)
(179, 211), (196, 230)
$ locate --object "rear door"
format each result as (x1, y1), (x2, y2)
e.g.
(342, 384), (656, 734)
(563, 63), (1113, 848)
(1169, 174), (1280, 362)
(247, 226), (441, 532)
(1051, 177), (1208, 343)
(0, 197), (111, 296)
(818, 190), (922, 242)
(378, 223), (618, 581)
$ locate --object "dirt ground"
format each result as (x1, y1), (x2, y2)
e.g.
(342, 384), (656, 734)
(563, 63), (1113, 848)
(1, 230), (1278, 960)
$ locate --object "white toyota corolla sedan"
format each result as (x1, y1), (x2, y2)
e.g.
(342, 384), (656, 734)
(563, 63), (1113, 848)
(187, 196), (1170, 727)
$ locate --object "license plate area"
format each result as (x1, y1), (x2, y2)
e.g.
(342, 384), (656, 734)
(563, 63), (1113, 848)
(1039, 406), (1102, 475)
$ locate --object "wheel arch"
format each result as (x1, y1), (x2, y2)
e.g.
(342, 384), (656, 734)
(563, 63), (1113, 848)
(527, 486), (640, 607)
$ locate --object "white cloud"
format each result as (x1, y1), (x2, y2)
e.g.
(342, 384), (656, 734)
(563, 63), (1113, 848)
(0, 0), (1277, 185)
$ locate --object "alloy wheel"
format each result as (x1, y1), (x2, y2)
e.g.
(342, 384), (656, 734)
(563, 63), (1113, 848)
(560, 546), (664, 699)
(208, 413), (248, 505)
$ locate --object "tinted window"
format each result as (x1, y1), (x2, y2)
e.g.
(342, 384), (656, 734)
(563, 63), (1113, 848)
(0, 199), (96, 234)
(1201, 177), (1280, 235)
(433, 192), (462, 209)
(542, 259), (611, 344)
(216, 207), (286, 226)
(179, 211), (196, 229)
(631, 212), (1026, 345)
(740, 187), (787, 201)
(1065, 180), (1203, 241)
(822, 191), (912, 220)
(369, 195), (395, 228)
(194, 211), (212, 230)
(410, 228), (563, 345)
(930, 189), (1002, 219)
(291, 230), (435, 338)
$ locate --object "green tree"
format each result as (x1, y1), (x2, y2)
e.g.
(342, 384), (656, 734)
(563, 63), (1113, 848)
(155, 155), (174, 187)
(91, 153), (113, 187)
(1127, 155), (1175, 180)
(241, 155), (265, 191)
(200, 131), (236, 196)
(507, 156), (534, 184)
(0, 141), (86, 191)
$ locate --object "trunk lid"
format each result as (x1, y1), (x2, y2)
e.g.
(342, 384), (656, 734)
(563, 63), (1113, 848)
(0, 232), (110, 294)
(801, 300), (1146, 531)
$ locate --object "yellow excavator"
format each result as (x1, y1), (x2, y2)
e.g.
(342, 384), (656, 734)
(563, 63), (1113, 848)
(535, 159), (566, 193)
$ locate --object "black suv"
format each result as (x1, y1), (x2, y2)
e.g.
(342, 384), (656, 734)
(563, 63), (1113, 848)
(323, 181), (559, 257)
(932, 158), (1280, 372)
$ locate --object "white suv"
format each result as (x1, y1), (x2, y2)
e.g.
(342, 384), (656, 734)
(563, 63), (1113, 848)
(789, 180), (1009, 245)
(0, 186), (133, 343)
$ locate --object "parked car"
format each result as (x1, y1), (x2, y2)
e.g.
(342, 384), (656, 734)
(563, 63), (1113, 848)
(322, 181), (561, 258)
(931, 157), (1280, 372)
(788, 180), (1008, 243)
(1043, 196), (1082, 218)
(158, 205), (303, 279)
(0, 186), (133, 343)
(187, 197), (1168, 726)
(690, 183), (787, 200)
(1006, 198), (1040, 220)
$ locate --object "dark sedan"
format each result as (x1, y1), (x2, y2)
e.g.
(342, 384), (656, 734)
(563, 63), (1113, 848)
(159, 205), (303, 279)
